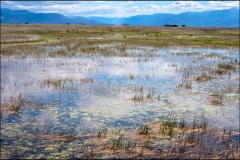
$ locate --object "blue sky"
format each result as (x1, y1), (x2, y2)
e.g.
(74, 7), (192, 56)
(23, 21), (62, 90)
(1, 1), (239, 18)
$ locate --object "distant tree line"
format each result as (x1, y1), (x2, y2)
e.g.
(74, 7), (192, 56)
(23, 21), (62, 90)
(164, 24), (186, 27)
(122, 23), (130, 26)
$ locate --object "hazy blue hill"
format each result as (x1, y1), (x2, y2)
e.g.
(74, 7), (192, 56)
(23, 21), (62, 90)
(123, 13), (176, 26)
(85, 14), (175, 25)
(86, 8), (239, 27)
(84, 17), (125, 25)
(0, 8), (103, 25)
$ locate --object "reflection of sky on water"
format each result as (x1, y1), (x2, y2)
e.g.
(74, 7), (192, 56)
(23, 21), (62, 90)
(1, 46), (239, 136)
(1, 45), (239, 159)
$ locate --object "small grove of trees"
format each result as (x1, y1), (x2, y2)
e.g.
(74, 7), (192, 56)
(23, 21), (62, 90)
(122, 23), (130, 26)
(164, 24), (178, 27)
(165, 24), (187, 27)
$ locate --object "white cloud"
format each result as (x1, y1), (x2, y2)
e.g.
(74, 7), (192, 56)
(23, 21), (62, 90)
(1, 1), (239, 18)
(118, 1), (135, 6)
(16, 5), (39, 10)
(205, 1), (239, 10)
(146, 4), (161, 10)
(167, 1), (205, 11)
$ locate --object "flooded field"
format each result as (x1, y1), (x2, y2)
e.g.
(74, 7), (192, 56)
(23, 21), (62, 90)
(1, 24), (239, 159)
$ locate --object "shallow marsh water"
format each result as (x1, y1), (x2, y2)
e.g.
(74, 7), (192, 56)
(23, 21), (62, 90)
(1, 43), (239, 158)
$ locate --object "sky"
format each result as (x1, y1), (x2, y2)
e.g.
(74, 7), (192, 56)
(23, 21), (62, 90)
(1, 1), (239, 18)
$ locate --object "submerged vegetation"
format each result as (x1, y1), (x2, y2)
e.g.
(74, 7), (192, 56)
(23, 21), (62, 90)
(0, 24), (239, 159)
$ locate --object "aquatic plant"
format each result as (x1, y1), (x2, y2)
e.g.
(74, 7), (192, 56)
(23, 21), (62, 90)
(195, 73), (211, 82)
(132, 94), (144, 102)
(186, 132), (196, 143)
(111, 136), (124, 150)
(139, 124), (149, 135)
(8, 94), (25, 114)
(179, 119), (186, 129)
(97, 128), (108, 139)
(162, 116), (177, 128)
(146, 92), (153, 99)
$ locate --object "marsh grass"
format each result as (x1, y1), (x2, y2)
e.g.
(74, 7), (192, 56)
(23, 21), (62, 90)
(218, 63), (236, 71)
(97, 128), (108, 139)
(1, 94), (25, 115)
(210, 93), (224, 106)
(139, 124), (150, 135)
(177, 81), (192, 90)
(86, 116), (240, 159)
(132, 94), (144, 102)
(179, 119), (186, 129)
(212, 63), (236, 76)
(195, 73), (212, 82)
(146, 92), (153, 99)
(215, 69), (225, 75)
(111, 136), (124, 150)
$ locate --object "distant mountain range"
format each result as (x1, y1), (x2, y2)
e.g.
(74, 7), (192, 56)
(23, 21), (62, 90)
(1, 8), (239, 27)
(0, 8), (103, 25)
(85, 8), (239, 27)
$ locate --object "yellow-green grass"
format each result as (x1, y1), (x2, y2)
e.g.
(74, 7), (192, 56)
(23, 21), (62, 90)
(1, 24), (239, 47)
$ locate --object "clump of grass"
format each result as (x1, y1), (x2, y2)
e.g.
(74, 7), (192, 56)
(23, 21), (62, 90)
(214, 69), (225, 75)
(124, 141), (131, 150)
(158, 117), (178, 138)
(199, 119), (207, 130)
(9, 94), (25, 114)
(129, 74), (134, 80)
(132, 94), (144, 102)
(192, 117), (207, 130)
(139, 124), (149, 135)
(177, 81), (192, 90)
(192, 118), (198, 129)
(211, 99), (222, 105)
(10, 104), (21, 114)
(213, 63), (236, 76)
(97, 128), (108, 139)
(44, 79), (63, 88)
(146, 92), (153, 99)
(218, 63), (236, 71)
(168, 126), (174, 138)
(195, 73), (211, 82)
(210, 93), (223, 105)
(82, 146), (96, 159)
(111, 136), (124, 150)
(66, 134), (77, 142)
(80, 78), (94, 84)
(162, 116), (177, 128)
(104, 135), (132, 151)
(186, 132), (196, 143)
(179, 119), (186, 129)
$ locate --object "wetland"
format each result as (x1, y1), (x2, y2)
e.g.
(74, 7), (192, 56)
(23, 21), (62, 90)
(0, 24), (239, 159)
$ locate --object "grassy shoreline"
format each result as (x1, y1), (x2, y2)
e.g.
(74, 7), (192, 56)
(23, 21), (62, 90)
(1, 24), (239, 46)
